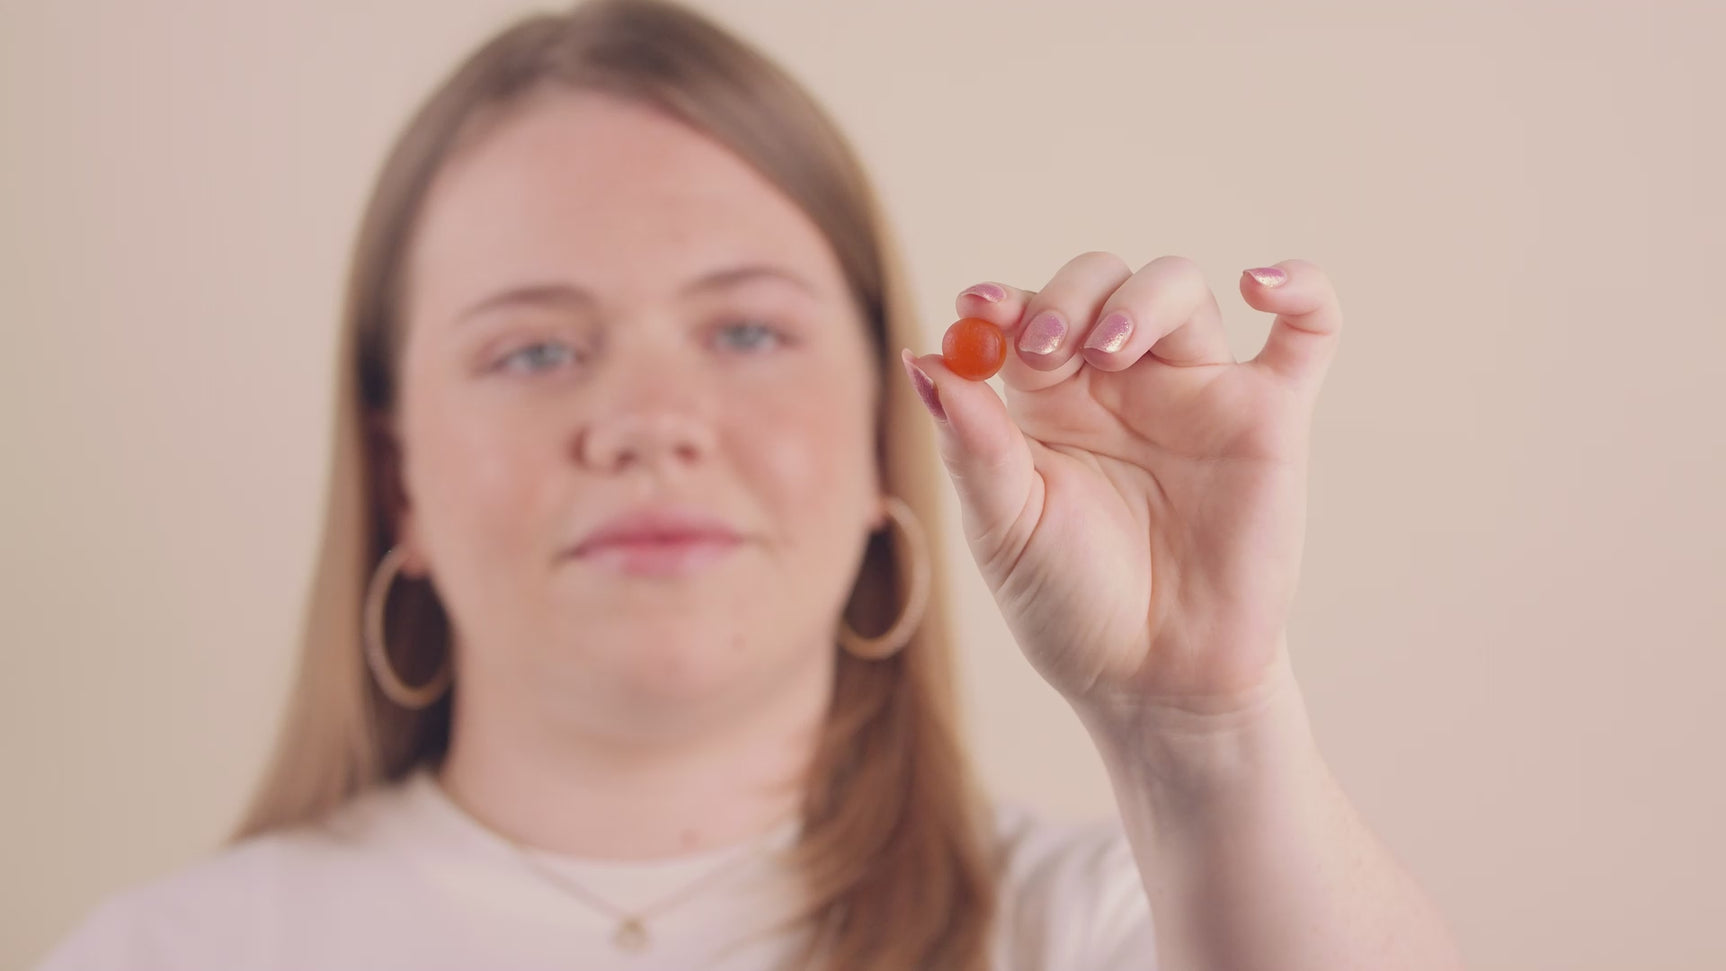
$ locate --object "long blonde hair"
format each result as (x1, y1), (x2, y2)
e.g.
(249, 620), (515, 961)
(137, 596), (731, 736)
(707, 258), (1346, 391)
(231, 1), (996, 968)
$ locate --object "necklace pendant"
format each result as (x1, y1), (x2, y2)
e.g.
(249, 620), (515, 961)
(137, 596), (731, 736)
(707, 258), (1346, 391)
(613, 917), (649, 952)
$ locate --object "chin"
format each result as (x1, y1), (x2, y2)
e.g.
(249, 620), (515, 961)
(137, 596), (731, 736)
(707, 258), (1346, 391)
(533, 606), (829, 724)
(585, 623), (762, 705)
(620, 649), (745, 706)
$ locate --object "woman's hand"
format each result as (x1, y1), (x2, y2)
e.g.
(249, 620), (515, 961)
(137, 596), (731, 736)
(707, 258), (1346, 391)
(901, 254), (1342, 723)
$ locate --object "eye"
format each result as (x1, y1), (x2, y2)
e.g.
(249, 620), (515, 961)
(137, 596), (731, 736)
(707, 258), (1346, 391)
(496, 341), (579, 374)
(715, 320), (788, 354)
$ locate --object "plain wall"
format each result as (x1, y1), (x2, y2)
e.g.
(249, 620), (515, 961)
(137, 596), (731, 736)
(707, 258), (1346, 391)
(3, 0), (1721, 968)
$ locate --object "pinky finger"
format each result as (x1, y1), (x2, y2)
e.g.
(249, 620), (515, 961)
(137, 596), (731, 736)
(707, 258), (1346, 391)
(1243, 259), (1343, 397)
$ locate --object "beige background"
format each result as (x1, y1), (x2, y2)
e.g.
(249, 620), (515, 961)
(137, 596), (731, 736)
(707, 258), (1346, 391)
(3, 0), (1722, 967)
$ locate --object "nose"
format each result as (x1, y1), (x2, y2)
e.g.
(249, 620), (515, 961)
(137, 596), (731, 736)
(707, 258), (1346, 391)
(578, 403), (716, 477)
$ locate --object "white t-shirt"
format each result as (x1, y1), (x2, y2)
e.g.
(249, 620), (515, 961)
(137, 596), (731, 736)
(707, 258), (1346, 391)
(35, 768), (1156, 970)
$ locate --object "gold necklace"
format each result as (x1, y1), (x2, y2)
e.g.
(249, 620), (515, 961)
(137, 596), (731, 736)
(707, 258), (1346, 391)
(508, 824), (791, 953)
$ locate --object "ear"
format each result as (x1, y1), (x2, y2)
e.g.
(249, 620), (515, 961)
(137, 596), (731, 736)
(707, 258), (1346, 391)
(364, 409), (425, 575)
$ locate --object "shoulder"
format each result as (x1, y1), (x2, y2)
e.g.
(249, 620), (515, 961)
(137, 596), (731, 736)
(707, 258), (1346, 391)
(33, 830), (334, 970)
(33, 782), (426, 971)
(988, 802), (1157, 971)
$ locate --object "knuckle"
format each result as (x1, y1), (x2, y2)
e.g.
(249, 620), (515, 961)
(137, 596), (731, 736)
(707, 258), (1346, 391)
(1146, 253), (1202, 278)
(1073, 250), (1131, 275)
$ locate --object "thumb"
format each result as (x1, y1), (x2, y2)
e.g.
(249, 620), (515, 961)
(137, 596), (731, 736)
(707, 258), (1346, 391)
(899, 348), (1035, 544)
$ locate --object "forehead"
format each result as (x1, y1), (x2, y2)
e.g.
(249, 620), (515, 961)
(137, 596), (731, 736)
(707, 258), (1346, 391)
(406, 89), (846, 318)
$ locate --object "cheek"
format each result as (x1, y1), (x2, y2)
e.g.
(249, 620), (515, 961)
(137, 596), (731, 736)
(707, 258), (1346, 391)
(735, 372), (877, 543)
(406, 390), (556, 564)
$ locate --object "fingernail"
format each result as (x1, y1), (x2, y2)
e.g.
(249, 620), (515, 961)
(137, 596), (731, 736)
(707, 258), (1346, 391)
(1244, 266), (1287, 287)
(1018, 311), (1066, 355)
(960, 283), (1006, 303)
(1084, 312), (1134, 354)
(901, 351), (946, 422)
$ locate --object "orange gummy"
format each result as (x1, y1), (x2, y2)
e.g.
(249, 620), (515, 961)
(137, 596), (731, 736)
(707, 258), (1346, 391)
(941, 317), (1007, 381)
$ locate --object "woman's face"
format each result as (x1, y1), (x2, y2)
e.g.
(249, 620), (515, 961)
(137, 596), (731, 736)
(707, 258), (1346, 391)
(387, 90), (882, 732)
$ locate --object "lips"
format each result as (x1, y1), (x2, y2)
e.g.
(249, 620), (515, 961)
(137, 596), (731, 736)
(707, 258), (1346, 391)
(570, 506), (744, 578)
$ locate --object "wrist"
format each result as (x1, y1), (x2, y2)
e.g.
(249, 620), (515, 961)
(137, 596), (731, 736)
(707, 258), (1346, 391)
(1072, 639), (1321, 809)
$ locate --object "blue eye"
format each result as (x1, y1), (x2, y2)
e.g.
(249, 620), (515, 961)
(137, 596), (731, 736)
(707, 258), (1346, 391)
(717, 321), (786, 353)
(498, 341), (577, 373)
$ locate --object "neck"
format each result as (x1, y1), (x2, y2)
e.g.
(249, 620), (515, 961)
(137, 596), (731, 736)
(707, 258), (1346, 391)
(436, 645), (833, 861)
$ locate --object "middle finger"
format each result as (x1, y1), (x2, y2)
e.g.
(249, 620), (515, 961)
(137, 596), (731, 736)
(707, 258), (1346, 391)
(1002, 251), (1134, 392)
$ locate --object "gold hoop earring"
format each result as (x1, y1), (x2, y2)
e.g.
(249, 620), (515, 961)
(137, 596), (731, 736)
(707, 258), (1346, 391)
(363, 544), (452, 709)
(837, 496), (930, 661)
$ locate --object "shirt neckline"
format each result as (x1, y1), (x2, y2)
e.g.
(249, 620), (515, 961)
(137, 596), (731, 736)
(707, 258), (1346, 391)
(395, 765), (805, 888)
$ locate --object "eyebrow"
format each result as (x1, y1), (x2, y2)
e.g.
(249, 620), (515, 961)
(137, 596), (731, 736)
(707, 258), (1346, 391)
(454, 263), (818, 326)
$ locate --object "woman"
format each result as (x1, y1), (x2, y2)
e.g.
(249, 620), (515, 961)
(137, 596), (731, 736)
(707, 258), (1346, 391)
(38, 1), (1465, 969)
